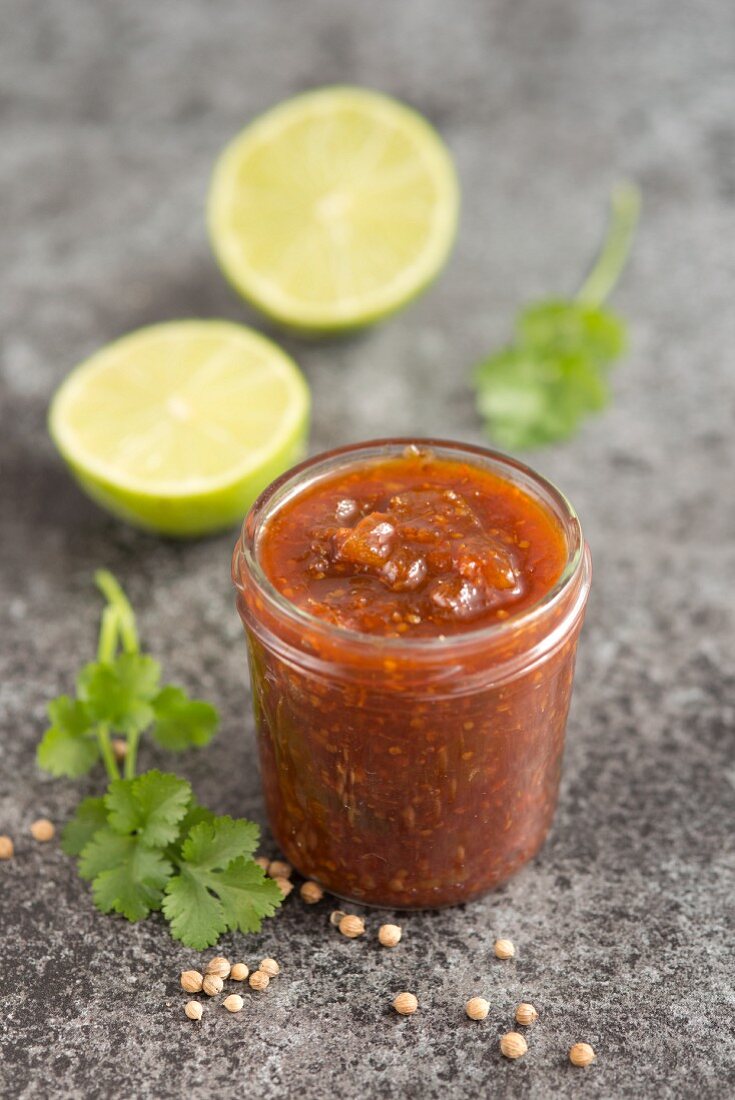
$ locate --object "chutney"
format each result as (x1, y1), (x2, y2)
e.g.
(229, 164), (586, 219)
(233, 440), (591, 907)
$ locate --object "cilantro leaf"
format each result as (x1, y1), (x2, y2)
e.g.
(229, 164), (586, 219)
(61, 797), (108, 856)
(177, 801), (217, 837)
(92, 848), (172, 921)
(151, 686), (219, 752)
(102, 779), (139, 833)
(209, 857), (283, 934)
(77, 653), (161, 734)
(78, 827), (132, 880)
(79, 828), (172, 920)
(476, 343), (609, 449)
(73, 773), (190, 922)
(37, 697), (100, 778)
(517, 301), (626, 365)
(163, 857), (282, 948)
(179, 815), (260, 866)
(162, 817), (275, 948)
(105, 771), (192, 848)
(162, 867), (228, 948)
(165, 801), (217, 863)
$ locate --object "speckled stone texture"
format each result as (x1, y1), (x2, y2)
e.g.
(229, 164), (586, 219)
(1, 2), (734, 1097)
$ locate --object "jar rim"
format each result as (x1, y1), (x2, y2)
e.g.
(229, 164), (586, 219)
(233, 437), (588, 655)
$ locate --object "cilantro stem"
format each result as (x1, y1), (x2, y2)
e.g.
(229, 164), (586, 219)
(95, 606), (122, 779)
(97, 724), (120, 781)
(576, 181), (641, 308)
(124, 731), (140, 779)
(97, 606), (120, 664)
(93, 594), (124, 780)
(95, 570), (139, 654)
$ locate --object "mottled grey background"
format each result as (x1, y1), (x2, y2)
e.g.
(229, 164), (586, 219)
(1, 1), (734, 1097)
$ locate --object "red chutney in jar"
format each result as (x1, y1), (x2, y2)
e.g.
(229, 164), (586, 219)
(233, 441), (591, 908)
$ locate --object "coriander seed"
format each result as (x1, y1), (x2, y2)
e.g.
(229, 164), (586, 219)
(393, 992), (418, 1016)
(515, 1002), (538, 1026)
(223, 994), (244, 1013)
(205, 956), (231, 979)
(254, 856), (270, 871)
(202, 974), (223, 997)
(249, 970), (270, 991)
(378, 924), (402, 948)
(500, 1032), (527, 1059)
(184, 1001), (203, 1021)
(111, 738), (127, 763)
(180, 970), (204, 993)
(274, 876), (294, 897)
(330, 910), (346, 927)
(0, 836), (14, 860)
(339, 914), (365, 939)
(569, 1042), (596, 1067)
(268, 859), (292, 879)
(465, 997), (489, 1021)
(494, 938), (515, 959)
(30, 818), (55, 842)
(259, 958), (280, 978)
(230, 963), (249, 982)
(300, 880), (324, 904)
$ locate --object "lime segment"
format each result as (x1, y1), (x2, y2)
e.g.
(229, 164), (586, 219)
(208, 86), (459, 331)
(49, 321), (310, 536)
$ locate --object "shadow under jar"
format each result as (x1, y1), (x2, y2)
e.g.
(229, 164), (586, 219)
(233, 439), (591, 908)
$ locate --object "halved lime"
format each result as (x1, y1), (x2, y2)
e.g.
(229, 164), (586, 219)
(208, 86), (459, 332)
(49, 321), (310, 537)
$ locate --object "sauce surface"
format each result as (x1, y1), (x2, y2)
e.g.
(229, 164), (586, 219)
(258, 450), (567, 637)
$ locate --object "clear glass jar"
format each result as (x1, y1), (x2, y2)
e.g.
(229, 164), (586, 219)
(233, 439), (591, 908)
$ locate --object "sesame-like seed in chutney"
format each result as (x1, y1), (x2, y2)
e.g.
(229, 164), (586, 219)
(258, 449), (567, 637)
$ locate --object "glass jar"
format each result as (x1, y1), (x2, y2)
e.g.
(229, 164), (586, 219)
(232, 439), (591, 908)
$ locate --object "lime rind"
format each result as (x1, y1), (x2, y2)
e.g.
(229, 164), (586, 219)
(59, 429), (307, 538)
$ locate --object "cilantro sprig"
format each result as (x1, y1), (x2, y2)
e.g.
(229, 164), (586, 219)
(474, 182), (641, 448)
(39, 572), (281, 947)
(38, 570), (218, 781)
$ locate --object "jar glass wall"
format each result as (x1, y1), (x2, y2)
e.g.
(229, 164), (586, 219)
(233, 440), (591, 908)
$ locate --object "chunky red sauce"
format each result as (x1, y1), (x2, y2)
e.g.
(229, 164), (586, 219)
(259, 450), (567, 637)
(235, 443), (589, 908)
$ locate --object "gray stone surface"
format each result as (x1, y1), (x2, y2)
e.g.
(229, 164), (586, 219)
(1, 1), (734, 1097)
